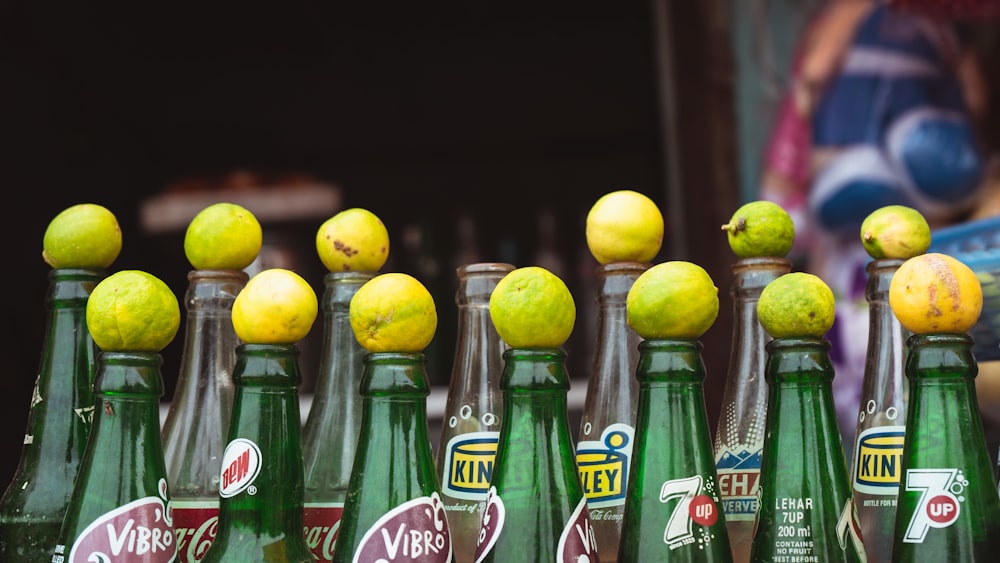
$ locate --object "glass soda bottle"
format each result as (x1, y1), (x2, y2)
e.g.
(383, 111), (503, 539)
(618, 339), (734, 562)
(52, 350), (177, 563)
(850, 258), (907, 563)
(712, 256), (790, 563)
(749, 337), (866, 562)
(891, 333), (1000, 560)
(200, 343), (315, 562)
(161, 269), (247, 563)
(575, 262), (646, 562)
(0, 268), (101, 562)
(474, 348), (599, 562)
(436, 263), (512, 563)
(331, 351), (453, 563)
(301, 270), (374, 561)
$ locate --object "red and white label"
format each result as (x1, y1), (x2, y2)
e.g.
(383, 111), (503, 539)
(473, 486), (505, 563)
(218, 438), (262, 498)
(303, 503), (343, 561)
(902, 468), (965, 543)
(556, 497), (598, 563)
(171, 500), (218, 563)
(352, 492), (452, 563)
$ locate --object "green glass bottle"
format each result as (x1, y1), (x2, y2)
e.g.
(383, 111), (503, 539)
(749, 337), (866, 563)
(200, 343), (315, 562)
(331, 352), (453, 563)
(301, 270), (374, 561)
(576, 262), (645, 563)
(52, 350), (177, 563)
(618, 339), (733, 562)
(474, 348), (599, 562)
(0, 269), (100, 562)
(891, 333), (1000, 560)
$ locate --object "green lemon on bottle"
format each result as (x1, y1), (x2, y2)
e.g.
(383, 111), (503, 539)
(489, 266), (576, 348)
(316, 208), (390, 272)
(626, 261), (719, 339)
(42, 203), (122, 270)
(721, 200), (795, 258)
(86, 270), (181, 352)
(184, 202), (263, 270)
(349, 272), (437, 352)
(232, 268), (319, 344)
(586, 190), (664, 265)
(757, 272), (836, 339)
(860, 205), (931, 260)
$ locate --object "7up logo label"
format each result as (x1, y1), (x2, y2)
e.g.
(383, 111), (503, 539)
(901, 468), (966, 543)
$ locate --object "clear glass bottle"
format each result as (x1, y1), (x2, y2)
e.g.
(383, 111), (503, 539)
(474, 348), (599, 563)
(891, 333), (1000, 561)
(576, 261), (646, 562)
(332, 352), (453, 563)
(161, 269), (247, 563)
(618, 339), (733, 562)
(301, 270), (374, 561)
(436, 262), (512, 563)
(0, 268), (100, 563)
(850, 258), (907, 563)
(712, 256), (790, 563)
(200, 343), (315, 562)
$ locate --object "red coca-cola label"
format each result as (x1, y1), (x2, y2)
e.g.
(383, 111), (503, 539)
(171, 500), (218, 563)
(65, 478), (176, 563)
(303, 503), (343, 561)
(352, 492), (451, 563)
(473, 486), (505, 563)
(556, 497), (598, 562)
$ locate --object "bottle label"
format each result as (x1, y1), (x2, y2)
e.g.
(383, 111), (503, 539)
(171, 500), (218, 563)
(556, 496), (599, 562)
(900, 468), (966, 543)
(715, 446), (763, 521)
(852, 425), (906, 495)
(303, 502), (344, 561)
(352, 492), (452, 563)
(756, 494), (866, 560)
(473, 486), (505, 563)
(658, 475), (723, 551)
(575, 423), (633, 508)
(60, 478), (176, 563)
(441, 431), (499, 500)
(218, 438), (262, 498)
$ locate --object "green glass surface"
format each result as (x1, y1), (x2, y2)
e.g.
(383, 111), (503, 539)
(618, 339), (733, 563)
(891, 333), (1000, 561)
(0, 269), (100, 562)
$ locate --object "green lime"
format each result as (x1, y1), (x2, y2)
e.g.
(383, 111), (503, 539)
(757, 272), (836, 338)
(860, 205), (931, 260)
(721, 200), (795, 258)
(86, 270), (180, 352)
(489, 266), (576, 348)
(184, 202), (263, 270)
(626, 261), (719, 339)
(42, 203), (122, 269)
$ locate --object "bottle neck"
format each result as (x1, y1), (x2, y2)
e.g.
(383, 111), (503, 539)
(95, 351), (166, 396)
(233, 343), (303, 388)
(501, 348), (571, 392)
(636, 339), (705, 384)
(48, 268), (103, 304)
(905, 333), (977, 381)
(764, 337), (836, 386)
(362, 352), (431, 397)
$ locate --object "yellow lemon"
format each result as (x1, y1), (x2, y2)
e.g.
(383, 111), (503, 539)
(586, 190), (664, 265)
(184, 202), (263, 270)
(316, 208), (390, 272)
(721, 200), (795, 258)
(42, 203), (122, 269)
(349, 272), (437, 352)
(86, 270), (180, 352)
(626, 261), (719, 339)
(860, 205), (931, 260)
(889, 252), (982, 334)
(488, 266), (575, 348)
(232, 268), (318, 344)
(757, 272), (836, 338)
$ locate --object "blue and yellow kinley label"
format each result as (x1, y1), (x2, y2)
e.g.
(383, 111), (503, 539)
(442, 431), (499, 501)
(576, 423), (634, 508)
(853, 425), (906, 495)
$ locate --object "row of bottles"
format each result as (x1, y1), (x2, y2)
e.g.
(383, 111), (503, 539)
(4, 254), (1000, 562)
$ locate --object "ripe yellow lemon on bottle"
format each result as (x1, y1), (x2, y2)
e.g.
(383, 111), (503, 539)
(184, 202), (263, 270)
(488, 266), (576, 348)
(626, 261), (719, 339)
(316, 208), (390, 272)
(86, 270), (181, 352)
(721, 200), (795, 258)
(889, 252), (983, 334)
(586, 190), (664, 265)
(232, 268), (318, 344)
(859, 205), (931, 260)
(757, 272), (836, 339)
(349, 272), (437, 352)
(42, 203), (122, 269)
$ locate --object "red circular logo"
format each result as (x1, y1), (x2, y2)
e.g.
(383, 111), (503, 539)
(925, 494), (959, 525)
(689, 495), (718, 527)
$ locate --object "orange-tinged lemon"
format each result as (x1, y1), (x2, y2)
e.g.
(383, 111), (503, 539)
(721, 200), (795, 258)
(232, 268), (318, 344)
(42, 203), (122, 269)
(586, 190), (664, 265)
(860, 205), (931, 260)
(316, 208), (390, 272)
(349, 272), (437, 352)
(757, 272), (836, 338)
(488, 266), (576, 348)
(86, 270), (180, 352)
(889, 252), (982, 334)
(626, 261), (719, 339)
(184, 202), (262, 270)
